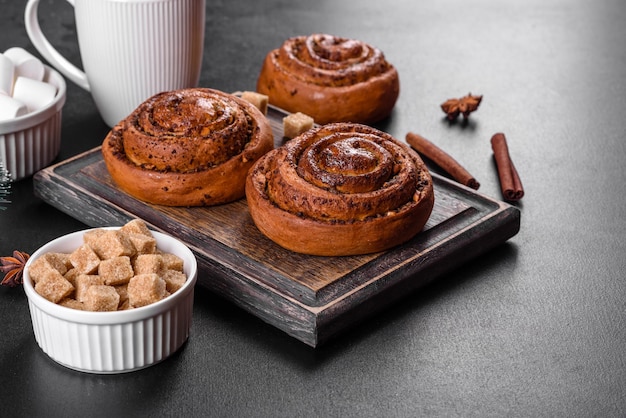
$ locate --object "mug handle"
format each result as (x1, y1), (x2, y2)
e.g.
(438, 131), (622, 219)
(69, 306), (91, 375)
(24, 0), (91, 91)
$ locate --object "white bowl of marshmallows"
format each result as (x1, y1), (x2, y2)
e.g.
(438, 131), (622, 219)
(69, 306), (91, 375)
(23, 219), (198, 374)
(0, 47), (66, 181)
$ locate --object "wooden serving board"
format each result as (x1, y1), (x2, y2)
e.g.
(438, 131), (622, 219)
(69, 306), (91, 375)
(33, 105), (520, 347)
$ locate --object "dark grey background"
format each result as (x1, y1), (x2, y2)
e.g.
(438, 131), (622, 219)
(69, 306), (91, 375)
(1, 0), (625, 416)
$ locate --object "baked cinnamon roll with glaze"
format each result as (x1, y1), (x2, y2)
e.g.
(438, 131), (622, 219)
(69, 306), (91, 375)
(256, 34), (400, 125)
(245, 123), (434, 256)
(102, 88), (274, 207)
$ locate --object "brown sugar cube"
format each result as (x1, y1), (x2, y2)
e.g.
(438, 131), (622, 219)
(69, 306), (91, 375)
(84, 285), (120, 312)
(83, 228), (107, 248)
(35, 270), (74, 303)
(159, 252), (184, 272)
(63, 268), (79, 287)
(92, 230), (135, 260)
(241, 91), (269, 115)
(118, 299), (131, 310)
(163, 270), (187, 293)
(283, 112), (314, 139)
(127, 273), (167, 308)
(127, 233), (157, 255)
(59, 298), (85, 311)
(114, 284), (129, 305)
(69, 244), (101, 275)
(133, 254), (163, 275)
(27, 257), (51, 284)
(120, 219), (153, 237)
(74, 274), (105, 303)
(28, 252), (69, 283)
(98, 256), (134, 286)
(49, 252), (72, 270)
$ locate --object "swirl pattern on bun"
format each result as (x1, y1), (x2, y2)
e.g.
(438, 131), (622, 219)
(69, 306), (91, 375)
(256, 34), (400, 125)
(102, 88), (274, 207)
(245, 123), (434, 256)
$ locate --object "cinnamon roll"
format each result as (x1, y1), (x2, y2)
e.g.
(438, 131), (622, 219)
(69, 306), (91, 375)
(256, 34), (400, 125)
(245, 123), (434, 256)
(102, 88), (274, 206)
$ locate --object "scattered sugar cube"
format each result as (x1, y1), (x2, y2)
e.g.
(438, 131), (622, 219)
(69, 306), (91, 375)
(69, 244), (101, 274)
(241, 91), (269, 115)
(84, 285), (120, 312)
(163, 270), (187, 293)
(128, 273), (167, 307)
(35, 270), (74, 303)
(99, 256), (134, 286)
(74, 274), (105, 303)
(133, 254), (163, 275)
(283, 112), (314, 139)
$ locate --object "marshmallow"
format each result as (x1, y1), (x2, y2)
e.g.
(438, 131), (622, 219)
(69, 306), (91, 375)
(0, 53), (15, 96)
(4, 47), (45, 82)
(0, 93), (28, 121)
(12, 76), (57, 112)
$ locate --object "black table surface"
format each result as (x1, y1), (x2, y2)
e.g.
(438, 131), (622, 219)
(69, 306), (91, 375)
(2, 0), (625, 416)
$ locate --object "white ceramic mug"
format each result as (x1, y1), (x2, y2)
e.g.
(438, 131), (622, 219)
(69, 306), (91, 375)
(25, 0), (206, 127)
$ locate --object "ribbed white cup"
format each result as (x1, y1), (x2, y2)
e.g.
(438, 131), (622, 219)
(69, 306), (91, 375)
(23, 227), (198, 374)
(26, 0), (206, 127)
(0, 65), (65, 181)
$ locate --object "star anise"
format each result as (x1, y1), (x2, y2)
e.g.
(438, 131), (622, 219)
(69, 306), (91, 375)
(1, 250), (30, 287)
(440, 93), (482, 121)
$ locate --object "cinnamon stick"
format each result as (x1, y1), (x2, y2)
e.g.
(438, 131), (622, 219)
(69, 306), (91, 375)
(490, 132), (524, 201)
(406, 132), (480, 190)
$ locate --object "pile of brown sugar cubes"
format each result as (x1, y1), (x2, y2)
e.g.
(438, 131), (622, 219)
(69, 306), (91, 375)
(27, 219), (187, 312)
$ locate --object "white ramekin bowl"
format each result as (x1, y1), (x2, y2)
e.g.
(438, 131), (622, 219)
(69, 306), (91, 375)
(0, 64), (66, 181)
(23, 227), (198, 374)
